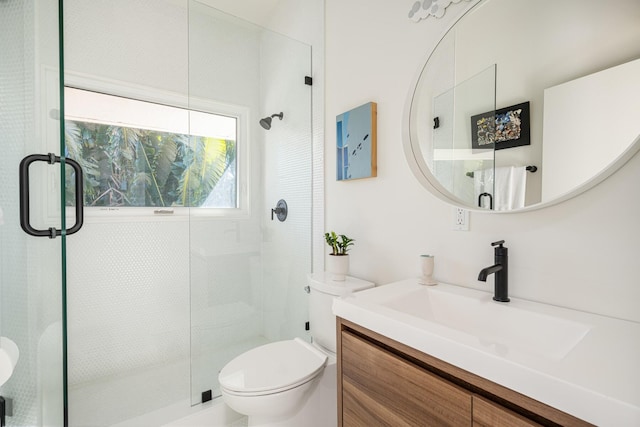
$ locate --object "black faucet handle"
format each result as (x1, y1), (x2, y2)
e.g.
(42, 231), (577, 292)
(491, 240), (508, 257)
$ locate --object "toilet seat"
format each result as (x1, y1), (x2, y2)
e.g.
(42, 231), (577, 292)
(219, 338), (327, 397)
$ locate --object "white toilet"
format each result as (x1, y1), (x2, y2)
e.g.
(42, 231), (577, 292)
(218, 273), (374, 427)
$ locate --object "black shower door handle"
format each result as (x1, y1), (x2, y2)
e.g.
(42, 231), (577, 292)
(19, 153), (84, 238)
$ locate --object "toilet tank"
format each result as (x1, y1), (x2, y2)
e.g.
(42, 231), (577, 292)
(307, 273), (374, 353)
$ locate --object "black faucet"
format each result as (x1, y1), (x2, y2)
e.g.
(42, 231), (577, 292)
(478, 240), (510, 302)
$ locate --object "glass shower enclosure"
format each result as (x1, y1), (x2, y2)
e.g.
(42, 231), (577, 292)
(432, 65), (496, 208)
(0, 1), (312, 425)
(1, 0), (66, 425)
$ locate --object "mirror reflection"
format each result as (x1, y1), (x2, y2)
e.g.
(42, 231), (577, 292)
(406, 0), (640, 211)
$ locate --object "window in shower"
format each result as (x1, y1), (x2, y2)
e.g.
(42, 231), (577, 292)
(64, 87), (242, 209)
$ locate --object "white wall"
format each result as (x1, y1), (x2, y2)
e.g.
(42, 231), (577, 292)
(325, 0), (640, 322)
(542, 58), (640, 202)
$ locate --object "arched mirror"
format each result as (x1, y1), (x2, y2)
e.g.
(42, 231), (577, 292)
(403, 0), (640, 212)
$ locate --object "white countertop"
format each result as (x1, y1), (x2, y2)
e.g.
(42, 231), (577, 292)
(333, 279), (640, 426)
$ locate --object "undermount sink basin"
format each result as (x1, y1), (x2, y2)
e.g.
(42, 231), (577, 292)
(382, 285), (591, 360)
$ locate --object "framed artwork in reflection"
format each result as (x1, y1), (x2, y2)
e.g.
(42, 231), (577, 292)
(471, 101), (530, 150)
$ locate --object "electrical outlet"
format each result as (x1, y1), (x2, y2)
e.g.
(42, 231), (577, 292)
(452, 207), (469, 231)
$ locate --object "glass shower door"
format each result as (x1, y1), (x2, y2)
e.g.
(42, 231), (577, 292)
(58, 1), (312, 423)
(187, 1), (313, 405)
(432, 65), (496, 208)
(0, 0), (67, 425)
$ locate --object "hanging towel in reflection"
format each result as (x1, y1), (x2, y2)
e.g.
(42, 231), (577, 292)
(474, 166), (526, 210)
(473, 168), (494, 209)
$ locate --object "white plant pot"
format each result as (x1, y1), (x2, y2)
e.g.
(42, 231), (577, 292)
(327, 254), (349, 281)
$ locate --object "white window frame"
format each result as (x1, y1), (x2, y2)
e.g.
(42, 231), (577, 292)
(62, 72), (251, 223)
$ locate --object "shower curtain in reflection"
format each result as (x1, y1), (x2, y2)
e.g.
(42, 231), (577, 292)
(0, 0), (311, 425)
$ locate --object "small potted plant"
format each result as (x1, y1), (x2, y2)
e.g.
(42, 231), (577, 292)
(324, 231), (354, 281)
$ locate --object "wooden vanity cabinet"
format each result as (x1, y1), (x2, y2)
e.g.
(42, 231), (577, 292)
(473, 395), (541, 427)
(337, 318), (593, 427)
(341, 329), (472, 426)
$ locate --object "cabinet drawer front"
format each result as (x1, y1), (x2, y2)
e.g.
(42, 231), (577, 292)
(473, 395), (542, 427)
(343, 379), (416, 427)
(341, 331), (472, 426)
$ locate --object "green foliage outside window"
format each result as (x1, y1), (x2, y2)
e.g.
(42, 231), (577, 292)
(64, 120), (236, 207)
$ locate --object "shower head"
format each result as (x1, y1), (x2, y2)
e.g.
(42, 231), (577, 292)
(259, 112), (284, 130)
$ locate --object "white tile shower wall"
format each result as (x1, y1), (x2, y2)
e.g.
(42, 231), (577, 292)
(66, 221), (191, 386)
(64, 0), (189, 96)
(260, 0), (326, 276)
(187, 1), (261, 109)
(62, 2), (192, 395)
(188, 218), (265, 397)
(63, 0), (267, 406)
(325, 0), (640, 322)
(64, 216), (266, 425)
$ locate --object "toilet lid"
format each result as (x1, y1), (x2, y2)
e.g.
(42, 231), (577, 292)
(219, 338), (327, 395)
